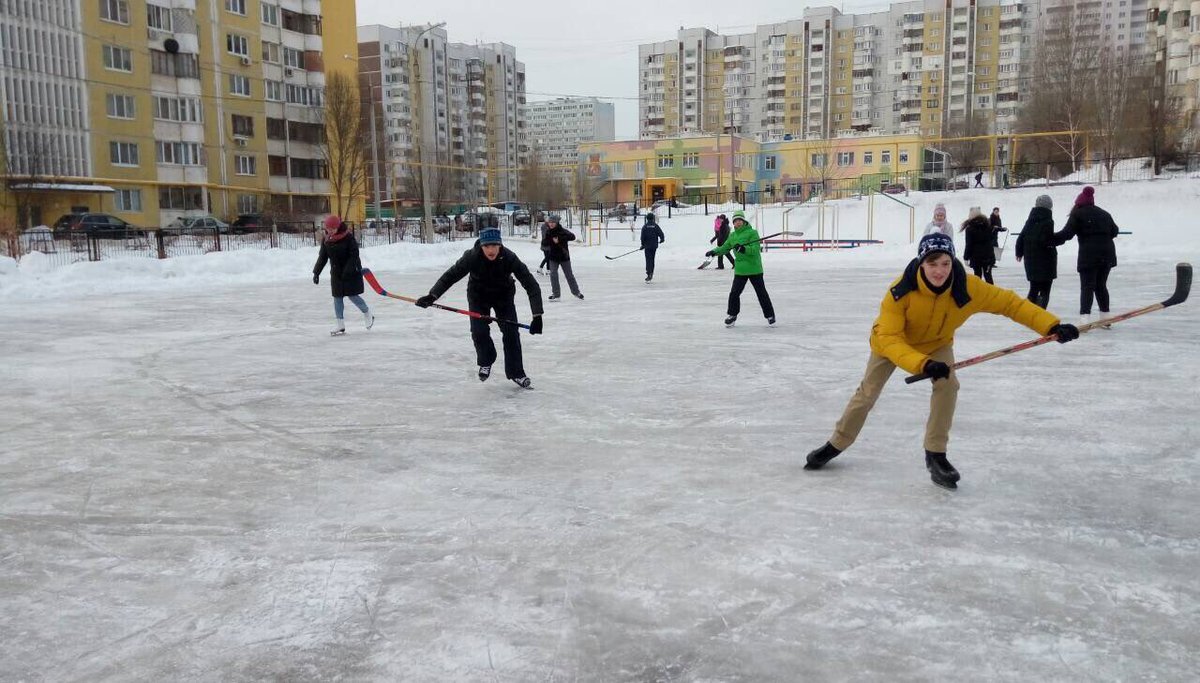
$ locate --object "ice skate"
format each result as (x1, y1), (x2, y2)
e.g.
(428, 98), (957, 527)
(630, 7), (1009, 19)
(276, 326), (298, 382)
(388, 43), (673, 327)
(363, 310), (375, 330)
(724, 315), (737, 327)
(926, 451), (960, 490)
(478, 365), (491, 382)
(804, 442), (842, 470)
(512, 376), (532, 389)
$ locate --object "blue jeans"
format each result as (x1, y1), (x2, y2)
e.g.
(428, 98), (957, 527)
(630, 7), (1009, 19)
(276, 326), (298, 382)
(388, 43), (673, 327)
(334, 295), (369, 319)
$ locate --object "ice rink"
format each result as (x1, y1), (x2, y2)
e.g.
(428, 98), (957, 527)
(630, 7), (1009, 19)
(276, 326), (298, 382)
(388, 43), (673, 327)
(3, 184), (1199, 680)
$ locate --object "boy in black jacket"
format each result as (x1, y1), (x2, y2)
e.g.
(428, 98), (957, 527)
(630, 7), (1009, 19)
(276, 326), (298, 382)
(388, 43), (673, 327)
(540, 214), (584, 300)
(641, 212), (666, 282)
(416, 228), (544, 388)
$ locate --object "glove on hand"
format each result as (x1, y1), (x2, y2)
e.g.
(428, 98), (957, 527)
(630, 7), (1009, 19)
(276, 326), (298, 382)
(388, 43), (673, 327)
(735, 244), (747, 253)
(923, 360), (952, 381)
(415, 294), (436, 308)
(1049, 323), (1079, 343)
(704, 250), (716, 257)
(529, 315), (543, 335)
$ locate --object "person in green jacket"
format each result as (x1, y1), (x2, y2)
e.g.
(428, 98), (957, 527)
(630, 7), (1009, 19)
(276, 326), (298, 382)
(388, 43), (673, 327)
(705, 209), (776, 327)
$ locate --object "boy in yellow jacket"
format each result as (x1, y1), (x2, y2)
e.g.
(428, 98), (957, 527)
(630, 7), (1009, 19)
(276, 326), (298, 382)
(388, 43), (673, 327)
(804, 232), (1079, 489)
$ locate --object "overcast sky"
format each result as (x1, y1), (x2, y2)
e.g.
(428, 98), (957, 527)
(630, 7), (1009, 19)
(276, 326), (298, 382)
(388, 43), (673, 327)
(356, 1), (888, 139)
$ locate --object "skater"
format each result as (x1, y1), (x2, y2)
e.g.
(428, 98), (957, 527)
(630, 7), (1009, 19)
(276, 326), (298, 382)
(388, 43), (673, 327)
(705, 209), (776, 326)
(415, 227), (543, 388)
(923, 203), (953, 237)
(1055, 185), (1120, 325)
(802, 233), (1079, 489)
(541, 213), (584, 300)
(313, 215), (373, 336)
(1014, 195), (1063, 309)
(536, 215), (551, 275)
(709, 214), (735, 269)
(989, 207), (1008, 265)
(961, 206), (996, 284)
(974, 170), (984, 188)
(641, 211), (665, 282)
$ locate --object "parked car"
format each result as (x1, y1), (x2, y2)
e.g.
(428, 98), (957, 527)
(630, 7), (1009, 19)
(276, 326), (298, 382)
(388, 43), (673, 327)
(53, 212), (141, 237)
(948, 179), (970, 190)
(882, 183), (907, 195)
(512, 209), (531, 226)
(650, 199), (688, 212)
(170, 215), (231, 233)
(230, 213), (273, 233)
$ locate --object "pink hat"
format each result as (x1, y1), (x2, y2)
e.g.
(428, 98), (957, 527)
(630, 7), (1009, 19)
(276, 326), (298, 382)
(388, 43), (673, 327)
(323, 215), (343, 232)
(1074, 186), (1095, 207)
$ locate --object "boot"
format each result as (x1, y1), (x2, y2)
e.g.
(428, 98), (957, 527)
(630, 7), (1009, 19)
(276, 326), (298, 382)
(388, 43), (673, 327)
(512, 376), (532, 389)
(363, 309), (375, 330)
(724, 315), (737, 327)
(803, 442), (842, 470)
(478, 365), (491, 382)
(925, 450), (960, 489)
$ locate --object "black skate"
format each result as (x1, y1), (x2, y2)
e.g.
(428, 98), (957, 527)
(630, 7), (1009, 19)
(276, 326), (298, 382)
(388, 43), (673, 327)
(574, 293), (584, 300)
(926, 451), (960, 490)
(724, 315), (737, 327)
(767, 316), (776, 326)
(548, 295), (561, 301)
(804, 442), (842, 470)
(478, 365), (491, 382)
(512, 376), (532, 389)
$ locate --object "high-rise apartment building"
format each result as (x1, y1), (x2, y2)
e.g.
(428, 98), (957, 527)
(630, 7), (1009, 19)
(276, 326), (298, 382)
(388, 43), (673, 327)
(0, 0), (355, 228)
(527, 97), (615, 171)
(356, 24), (527, 209)
(639, 1), (1155, 143)
(1152, 0), (1199, 130)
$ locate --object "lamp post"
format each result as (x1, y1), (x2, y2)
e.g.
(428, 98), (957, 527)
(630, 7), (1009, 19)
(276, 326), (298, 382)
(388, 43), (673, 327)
(411, 22), (446, 243)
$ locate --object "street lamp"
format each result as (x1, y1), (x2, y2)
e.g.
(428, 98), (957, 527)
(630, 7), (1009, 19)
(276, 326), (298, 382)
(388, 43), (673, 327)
(410, 22), (447, 243)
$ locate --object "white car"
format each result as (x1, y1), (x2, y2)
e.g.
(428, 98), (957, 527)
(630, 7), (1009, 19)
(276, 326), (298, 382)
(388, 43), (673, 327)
(171, 215), (231, 233)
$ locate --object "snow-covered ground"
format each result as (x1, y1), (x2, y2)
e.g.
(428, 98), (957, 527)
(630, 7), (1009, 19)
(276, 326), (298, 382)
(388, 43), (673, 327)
(2, 180), (1199, 679)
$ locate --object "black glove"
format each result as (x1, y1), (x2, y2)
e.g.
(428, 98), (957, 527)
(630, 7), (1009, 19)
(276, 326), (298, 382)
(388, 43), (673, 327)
(529, 315), (543, 335)
(923, 360), (952, 381)
(1049, 323), (1079, 343)
(735, 244), (747, 253)
(415, 294), (436, 308)
(312, 273), (319, 284)
(704, 250), (716, 257)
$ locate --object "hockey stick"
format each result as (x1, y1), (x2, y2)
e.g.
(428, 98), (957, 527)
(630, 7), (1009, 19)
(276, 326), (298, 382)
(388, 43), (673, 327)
(361, 269), (532, 330)
(698, 232), (785, 269)
(605, 246), (643, 260)
(904, 262), (1192, 384)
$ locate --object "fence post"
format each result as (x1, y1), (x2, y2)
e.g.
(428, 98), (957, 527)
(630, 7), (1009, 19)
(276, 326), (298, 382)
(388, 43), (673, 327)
(214, 226), (222, 252)
(155, 230), (166, 259)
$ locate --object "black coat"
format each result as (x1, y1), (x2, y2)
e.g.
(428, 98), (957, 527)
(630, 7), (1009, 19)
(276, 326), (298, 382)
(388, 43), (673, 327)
(1056, 204), (1119, 271)
(541, 225), (576, 262)
(1014, 206), (1063, 282)
(641, 220), (665, 249)
(989, 213), (1007, 247)
(711, 219), (731, 246)
(962, 216), (995, 268)
(429, 241), (543, 314)
(313, 234), (364, 297)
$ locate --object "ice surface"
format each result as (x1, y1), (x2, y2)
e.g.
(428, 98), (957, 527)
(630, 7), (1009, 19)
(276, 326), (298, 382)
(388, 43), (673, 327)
(2, 181), (1199, 680)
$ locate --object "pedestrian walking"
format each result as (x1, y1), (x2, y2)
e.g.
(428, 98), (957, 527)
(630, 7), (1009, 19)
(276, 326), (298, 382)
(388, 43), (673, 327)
(1014, 195), (1064, 309)
(1055, 185), (1120, 325)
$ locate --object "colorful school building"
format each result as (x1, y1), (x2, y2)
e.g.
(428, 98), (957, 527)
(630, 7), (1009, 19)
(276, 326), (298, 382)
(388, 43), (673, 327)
(578, 132), (929, 205)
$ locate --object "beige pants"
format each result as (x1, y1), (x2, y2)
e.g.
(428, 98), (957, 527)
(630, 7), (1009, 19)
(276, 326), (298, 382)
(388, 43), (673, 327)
(829, 345), (959, 453)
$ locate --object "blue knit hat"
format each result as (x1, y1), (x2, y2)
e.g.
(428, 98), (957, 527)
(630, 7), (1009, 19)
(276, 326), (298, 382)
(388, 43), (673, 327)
(917, 232), (955, 261)
(479, 227), (502, 245)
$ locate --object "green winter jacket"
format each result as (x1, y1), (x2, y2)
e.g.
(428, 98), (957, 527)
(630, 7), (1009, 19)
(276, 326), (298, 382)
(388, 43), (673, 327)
(712, 222), (764, 275)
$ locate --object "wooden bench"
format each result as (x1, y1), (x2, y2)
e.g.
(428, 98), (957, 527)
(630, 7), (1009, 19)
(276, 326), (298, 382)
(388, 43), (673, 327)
(763, 238), (884, 252)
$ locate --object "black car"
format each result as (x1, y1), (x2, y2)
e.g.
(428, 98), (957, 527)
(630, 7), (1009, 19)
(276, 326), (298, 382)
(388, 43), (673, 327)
(231, 213), (272, 233)
(512, 209), (531, 226)
(53, 212), (141, 237)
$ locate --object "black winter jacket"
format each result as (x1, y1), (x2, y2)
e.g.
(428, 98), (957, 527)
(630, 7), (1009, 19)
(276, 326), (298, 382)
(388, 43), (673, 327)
(641, 220), (665, 249)
(1014, 206), (1063, 282)
(962, 216), (996, 268)
(710, 219), (732, 246)
(313, 233), (364, 297)
(1056, 204), (1119, 271)
(429, 241), (543, 314)
(989, 213), (1007, 247)
(541, 225), (576, 262)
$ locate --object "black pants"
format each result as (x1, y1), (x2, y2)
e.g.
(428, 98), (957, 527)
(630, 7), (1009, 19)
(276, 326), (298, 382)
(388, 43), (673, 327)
(644, 246), (657, 277)
(715, 243), (735, 269)
(469, 298), (524, 379)
(1079, 266), (1112, 314)
(971, 264), (994, 284)
(728, 274), (775, 319)
(1027, 280), (1054, 309)
(538, 255), (549, 270)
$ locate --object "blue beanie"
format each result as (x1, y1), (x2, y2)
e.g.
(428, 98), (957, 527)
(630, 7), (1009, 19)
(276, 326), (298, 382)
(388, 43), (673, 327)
(479, 227), (502, 245)
(917, 232), (955, 261)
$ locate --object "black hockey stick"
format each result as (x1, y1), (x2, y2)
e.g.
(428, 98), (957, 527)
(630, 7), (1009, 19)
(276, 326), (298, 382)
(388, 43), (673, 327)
(905, 262), (1192, 384)
(605, 246), (643, 260)
(698, 232), (785, 269)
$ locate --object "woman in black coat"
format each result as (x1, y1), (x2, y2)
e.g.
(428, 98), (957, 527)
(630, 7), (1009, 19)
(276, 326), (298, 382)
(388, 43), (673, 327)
(1055, 185), (1119, 320)
(961, 208), (996, 283)
(313, 215), (373, 336)
(1014, 195), (1064, 309)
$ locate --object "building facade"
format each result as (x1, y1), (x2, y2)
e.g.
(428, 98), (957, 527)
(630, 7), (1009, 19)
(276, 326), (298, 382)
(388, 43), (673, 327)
(1152, 0), (1200, 132)
(527, 97), (615, 172)
(1, 0), (355, 229)
(356, 24), (527, 213)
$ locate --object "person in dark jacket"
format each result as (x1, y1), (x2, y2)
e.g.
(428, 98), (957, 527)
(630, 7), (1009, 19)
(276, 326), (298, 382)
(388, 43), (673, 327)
(709, 214), (734, 270)
(541, 213), (583, 300)
(1014, 195), (1064, 309)
(415, 228), (543, 388)
(1055, 185), (1120, 323)
(313, 215), (373, 336)
(640, 211), (666, 282)
(989, 207), (1007, 246)
(974, 171), (984, 188)
(960, 207), (996, 283)
(535, 215), (551, 275)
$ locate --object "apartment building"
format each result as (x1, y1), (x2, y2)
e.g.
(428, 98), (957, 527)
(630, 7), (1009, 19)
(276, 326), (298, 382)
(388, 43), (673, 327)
(527, 97), (615, 171)
(0, 0), (355, 228)
(1152, 0), (1200, 130)
(356, 24), (527, 211)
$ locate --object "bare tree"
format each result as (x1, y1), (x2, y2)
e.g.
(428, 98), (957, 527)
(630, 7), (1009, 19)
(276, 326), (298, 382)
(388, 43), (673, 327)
(796, 136), (848, 198)
(940, 112), (991, 177)
(322, 71), (369, 220)
(518, 149), (570, 210)
(1136, 62), (1185, 174)
(1090, 50), (1141, 182)
(1019, 9), (1100, 171)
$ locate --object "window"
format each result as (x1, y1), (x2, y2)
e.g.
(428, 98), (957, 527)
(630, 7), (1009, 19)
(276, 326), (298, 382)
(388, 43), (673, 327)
(899, 150), (909, 164)
(110, 141), (139, 166)
(635, 160), (646, 177)
(103, 45), (132, 72)
(100, 0), (129, 24)
(225, 0), (247, 15)
(154, 96), (203, 123)
(283, 47), (303, 68)
(682, 152), (700, 168)
(285, 84), (321, 106)
(229, 75), (252, 97)
(159, 187), (203, 211)
(810, 153), (826, 168)
(863, 151), (873, 165)
(231, 114), (255, 137)
(106, 93), (135, 119)
(261, 2), (279, 25)
(156, 141), (204, 165)
(265, 81), (283, 101)
(262, 41), (280, 64)
(151, 50), (200, 78)
(227, 34), (249, 57)
(238, 194), (260, 214)
(881, 150), (892, 164)
(837, 151), (855, 166)
(234, 155), (257, 175)
(147, 3), (172, 30)
(764, 155), (777, 170)
(978, 95), (991, 106)
(114, 189), (142, 212)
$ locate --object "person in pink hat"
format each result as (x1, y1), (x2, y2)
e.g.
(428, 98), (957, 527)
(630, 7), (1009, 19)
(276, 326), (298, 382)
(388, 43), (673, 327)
(313, 215), (373, 336)
(1054, 185), (1120, 324)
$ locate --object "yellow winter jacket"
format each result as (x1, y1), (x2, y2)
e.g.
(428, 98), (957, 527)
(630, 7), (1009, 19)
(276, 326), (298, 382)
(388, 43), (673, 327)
(870, 259), (1060, 374)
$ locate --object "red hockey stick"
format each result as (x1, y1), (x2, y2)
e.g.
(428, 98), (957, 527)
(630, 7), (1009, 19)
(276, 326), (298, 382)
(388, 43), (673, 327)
(905, 262), (1192, 384)
(361, 268), (532, 330)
